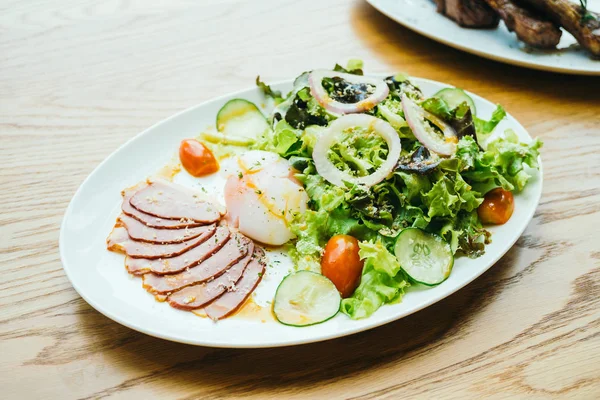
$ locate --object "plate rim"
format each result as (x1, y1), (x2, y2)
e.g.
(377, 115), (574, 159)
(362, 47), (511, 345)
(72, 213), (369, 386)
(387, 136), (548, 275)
(366, 0), (600, 76)
(59, 76), (543, 348)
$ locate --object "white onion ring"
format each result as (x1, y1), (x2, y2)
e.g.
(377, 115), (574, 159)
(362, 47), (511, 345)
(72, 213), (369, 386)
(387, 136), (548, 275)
(309, 70), (389, 115)
(313, 114), (401, 187)
(401, 94), (457, 156)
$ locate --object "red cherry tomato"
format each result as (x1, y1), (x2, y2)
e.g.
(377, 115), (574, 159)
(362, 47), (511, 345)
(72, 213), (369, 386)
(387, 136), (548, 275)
(179, 139), (219, 177)
(478, 187), (514, 225)
(321, 235), (364, 298)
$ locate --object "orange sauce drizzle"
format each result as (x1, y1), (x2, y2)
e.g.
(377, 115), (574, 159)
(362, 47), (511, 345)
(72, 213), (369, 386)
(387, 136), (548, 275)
(231, 297), (275, 323)
(154, 160), (182, 181)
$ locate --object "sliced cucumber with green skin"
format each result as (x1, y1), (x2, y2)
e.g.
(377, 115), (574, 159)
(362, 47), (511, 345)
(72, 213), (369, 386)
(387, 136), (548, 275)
(200, 131), (255, 146)
(434, 88), (477, 115)
(394, 228), (454, 286)
(273, 271), (341, 327)
(216, 99), (269, 141)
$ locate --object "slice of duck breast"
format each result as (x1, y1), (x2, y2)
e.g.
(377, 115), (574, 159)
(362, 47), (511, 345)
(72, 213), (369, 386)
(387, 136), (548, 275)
(125, 226), (230, 275)
(167, 244), (258, 310)
(118, 214), (210, 244)
(106, 224), (215, 259)
(204, 248), (266, 320)
(121, 186), (204, 229)
(130, 179), (221, 223)
(142, 232), (252, 294)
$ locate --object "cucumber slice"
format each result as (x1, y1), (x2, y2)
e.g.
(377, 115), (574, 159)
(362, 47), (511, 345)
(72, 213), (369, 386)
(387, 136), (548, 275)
(434, 88), (477, 115)
(216, 99), (269, 140)
(273, 271), (341, 327)
(394, 228), (454, 286)
(200, 131), (255, 146)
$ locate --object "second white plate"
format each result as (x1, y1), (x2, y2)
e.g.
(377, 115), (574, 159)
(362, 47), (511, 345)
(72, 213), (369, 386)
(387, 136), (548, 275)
(367, 0), (600, 75)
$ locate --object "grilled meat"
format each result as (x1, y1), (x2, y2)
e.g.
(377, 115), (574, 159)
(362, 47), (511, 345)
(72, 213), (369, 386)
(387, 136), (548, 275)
(484, 0), (562, 48)
(517, 0), (600, 56)
(435, 0), (500, 28)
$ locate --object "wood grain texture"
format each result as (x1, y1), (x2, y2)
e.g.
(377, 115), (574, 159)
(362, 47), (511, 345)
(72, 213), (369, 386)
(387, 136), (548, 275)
(1, 0), (599, 398)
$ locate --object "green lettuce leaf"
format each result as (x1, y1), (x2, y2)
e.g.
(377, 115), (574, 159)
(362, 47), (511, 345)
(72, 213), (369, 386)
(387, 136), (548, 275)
(341, 239), (409, 319)
(421, 166), (483, 218)
(385, 76), (423, 102)
(284, 87), (334, 130)
(254, 120), (324, 159)
(453, 173), (484, 212)
(455, 211), (490, 257)
(272, 120), (301, 155)
(302, 174), (346, 211)
(328, 126), (389, 177)
(395, 171), (431, 204)
(395, 205), (430, 230)
(421, 97), (453, 120)
(376, 98), (415, 139)
(333, 59), (364, 75)
(291, 210), (327, 261)
(484, 130), (541, 191)
(422, 177), (460, 218)
(256, 76), (283, 104)
(458, 134), (542, 192)
(474, 105), (506, 142)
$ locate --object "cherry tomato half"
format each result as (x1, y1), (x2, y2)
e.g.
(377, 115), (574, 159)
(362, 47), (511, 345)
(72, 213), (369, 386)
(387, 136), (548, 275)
(321, 235), (364, 298)
(478, 187), (514, 225)
(179, 139), (219, 177)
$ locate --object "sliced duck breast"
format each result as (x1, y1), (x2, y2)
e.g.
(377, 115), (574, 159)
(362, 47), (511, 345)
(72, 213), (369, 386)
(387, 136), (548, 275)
(142, 232), (252, 294)
(125, 226), (230, 275)
(204, 249), (266, 320)
(118, 214), (209, 244)
(121, 186), (204, 229)
(167, 244), (259, 310)
(106, 224), (215, 259)
(130, 179), (221, 223)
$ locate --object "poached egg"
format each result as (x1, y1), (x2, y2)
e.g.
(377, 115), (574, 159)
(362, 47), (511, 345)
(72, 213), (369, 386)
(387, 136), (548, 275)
(221, 151), (308, 246)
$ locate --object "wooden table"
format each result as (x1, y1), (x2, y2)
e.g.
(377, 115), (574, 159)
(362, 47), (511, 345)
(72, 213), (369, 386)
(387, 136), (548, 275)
(2, 0), (599, 398)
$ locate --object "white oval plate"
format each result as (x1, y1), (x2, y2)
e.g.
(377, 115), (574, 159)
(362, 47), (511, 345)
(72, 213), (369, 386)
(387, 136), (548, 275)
(367, 0), (600, 75)
(60, 77), (542, 348)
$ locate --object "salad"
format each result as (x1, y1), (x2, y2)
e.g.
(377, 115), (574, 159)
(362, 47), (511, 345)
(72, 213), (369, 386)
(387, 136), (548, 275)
(198, 60), (541, 325)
